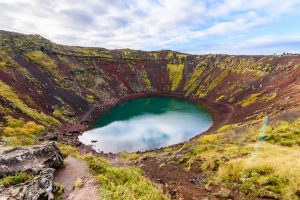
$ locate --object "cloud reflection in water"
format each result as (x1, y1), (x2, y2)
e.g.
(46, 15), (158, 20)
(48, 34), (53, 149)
(79, 110), (212, 153)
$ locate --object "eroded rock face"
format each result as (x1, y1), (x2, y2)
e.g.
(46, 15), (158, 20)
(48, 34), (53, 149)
(0, 142), (64, 200)
(0, 142), (63, 177)
(0, 168), (55, 200)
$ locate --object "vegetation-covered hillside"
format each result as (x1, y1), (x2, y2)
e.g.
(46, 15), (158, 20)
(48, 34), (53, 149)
(0, 30), (300, 199)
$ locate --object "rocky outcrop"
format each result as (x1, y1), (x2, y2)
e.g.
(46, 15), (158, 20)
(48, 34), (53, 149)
(0, 142), (64, 200)
(0, 142), (63, 177)
(0, 168), (55, 200)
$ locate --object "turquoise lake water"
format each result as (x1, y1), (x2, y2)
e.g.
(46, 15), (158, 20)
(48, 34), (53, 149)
(78, 97), (213, 153)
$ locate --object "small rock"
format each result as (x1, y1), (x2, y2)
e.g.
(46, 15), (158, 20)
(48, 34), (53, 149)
(204, 183), (212, 191)
(190, 175), (203, 186)
(214, 187), (231, 198)
(221, 156), (229, 162)
(142, 156), (148, 161)
(65, 132), (73, 136)
(47, 132), (58, 141)
(75, 141), (82, 146)
(91, 140), (98, 143)
(279, 107), (284, 111)
(63, 112), (76, 117)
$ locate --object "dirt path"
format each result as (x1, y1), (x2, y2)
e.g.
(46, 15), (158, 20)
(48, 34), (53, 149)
(54, 156), (99, 200)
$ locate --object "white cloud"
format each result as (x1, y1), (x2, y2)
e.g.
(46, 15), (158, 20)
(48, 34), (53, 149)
(0, 0), (300, 54)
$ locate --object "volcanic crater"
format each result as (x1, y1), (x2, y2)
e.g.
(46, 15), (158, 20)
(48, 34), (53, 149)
(0, 30), (300, 199)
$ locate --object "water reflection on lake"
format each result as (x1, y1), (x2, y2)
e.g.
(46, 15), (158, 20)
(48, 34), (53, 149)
(78, 97), (212, 153)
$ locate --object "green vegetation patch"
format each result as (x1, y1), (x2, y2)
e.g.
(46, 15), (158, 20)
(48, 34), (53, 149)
(206, 70), (229, 93)
(265, 119), (300, 147)
(1, 116), (45, 146)
(239, 92), (277, 107)
(193, 67), (228, 97)
(58, 144), (168, 200)
(0, 80), (59, 125)
(140, 66), (152, 91)
(119, 152), (140, 161)
(179, 118), (300, 200)
(184, 64), (206, 94)
(0, 172), (34, 187)
(167, 64), (184, 91)
(52, 106), (77, 123)
(215, 143), (300, 200)
(239, 93), (261, 107)
(0, 51), (18, 68)
(218, 124), (239, 132)
(170, 117), (300, 199)
(24, 50), (57, 69)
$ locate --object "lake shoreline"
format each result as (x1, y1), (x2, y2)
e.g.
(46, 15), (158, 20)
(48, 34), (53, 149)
(59, 91), (233, 156)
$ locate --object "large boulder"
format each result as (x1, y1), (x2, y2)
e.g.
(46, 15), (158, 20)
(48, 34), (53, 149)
(0, 142), (64, 200)
(0, 142), (63, 177)
(0, 168), (55, 200)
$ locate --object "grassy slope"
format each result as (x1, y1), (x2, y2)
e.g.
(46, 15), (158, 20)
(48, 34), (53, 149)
(58, 144), (168, 200)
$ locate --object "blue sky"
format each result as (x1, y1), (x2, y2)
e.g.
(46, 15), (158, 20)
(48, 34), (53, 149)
(1, 0), (300, 55)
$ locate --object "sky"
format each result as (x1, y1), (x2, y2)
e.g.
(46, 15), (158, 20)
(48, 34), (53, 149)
(1, 0), (300, 55)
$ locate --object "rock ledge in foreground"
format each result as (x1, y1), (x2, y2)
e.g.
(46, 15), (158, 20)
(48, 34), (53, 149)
(0, 142), (64, 200)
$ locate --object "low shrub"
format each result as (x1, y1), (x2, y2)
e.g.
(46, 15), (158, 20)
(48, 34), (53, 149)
(1, 116), (45, 146)
(0, 172), (34, 187)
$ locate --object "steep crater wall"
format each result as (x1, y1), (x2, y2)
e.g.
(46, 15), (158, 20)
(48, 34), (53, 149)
(0, 30), (300, 137)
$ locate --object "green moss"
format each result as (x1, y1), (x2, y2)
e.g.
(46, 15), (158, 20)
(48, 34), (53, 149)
(0, 80), (59, 125)
(184, 65), (206, 94)
(53, 182), (65, 199)
(256, 64), (273, 72)
(216, 95), (225, 102)
(265, 119), (300, 147)
(0, 104), (14, 114)
(167, 64), (184, 91)
(24, 50), (57, 69)
(86, 95), (95, 104)
(166, 51), (174, 60)
(218, 163), (284, 199)
(239, 92), (277, 107)
(148, 52), (159, 60)
(122, 49), (131, 58)
(52, 108), (76, 123)
(198, 134), (219, 144)
(261, 92), (277, 102)
(217, 57), (264, 77)
(119, 152), (140, 161)
(0, 51), (18, 68)
(228, 82), (238, 91)
(0, 172), (34, 187)
(239, 93), (261, 107)
(192, 65), (226, 97)
(206, 70), (229, 92)
(141, 67), (152, 91)
(73, 177), (83, 189)
(1, 116), (45, 146)
(218, 124), (238, 132)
